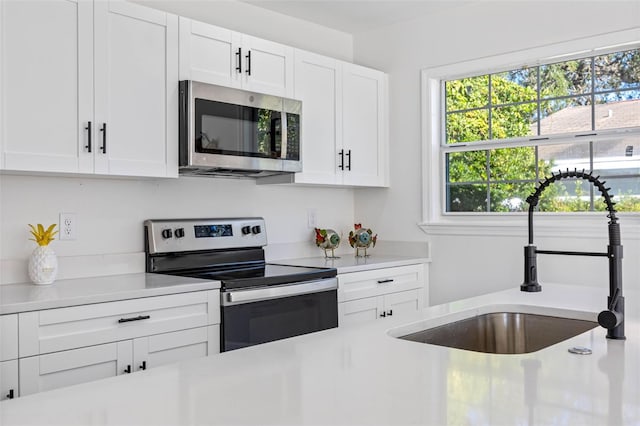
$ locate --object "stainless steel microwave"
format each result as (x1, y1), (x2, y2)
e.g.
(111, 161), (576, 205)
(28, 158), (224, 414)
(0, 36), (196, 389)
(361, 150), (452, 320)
(178, 81), (302, 178)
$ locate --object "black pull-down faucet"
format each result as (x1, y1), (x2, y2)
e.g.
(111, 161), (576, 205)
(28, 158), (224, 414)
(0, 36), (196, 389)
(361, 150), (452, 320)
(522, 169), (625, 340)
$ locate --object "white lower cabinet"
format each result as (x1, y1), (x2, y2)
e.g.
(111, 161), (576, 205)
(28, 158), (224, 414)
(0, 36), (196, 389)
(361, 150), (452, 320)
(10, 290), (220, 398)
(338, 264), (427, 327)
(19, 341), (129, 396)
(0, 360), (19, 400)
(133, 325), (219, 372)
(18, 325), (219, 396)
(339, 290), (422, 327)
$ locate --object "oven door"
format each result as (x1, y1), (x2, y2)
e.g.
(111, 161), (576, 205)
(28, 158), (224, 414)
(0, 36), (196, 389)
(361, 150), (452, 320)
(221, 278), (338, 352)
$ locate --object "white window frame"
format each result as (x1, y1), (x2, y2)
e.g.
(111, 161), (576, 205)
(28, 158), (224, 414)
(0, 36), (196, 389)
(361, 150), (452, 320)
(419, 28), (640, 239)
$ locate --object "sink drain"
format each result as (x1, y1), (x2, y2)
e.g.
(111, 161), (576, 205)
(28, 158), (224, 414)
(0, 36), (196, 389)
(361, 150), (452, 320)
(568, 346), (592, 355)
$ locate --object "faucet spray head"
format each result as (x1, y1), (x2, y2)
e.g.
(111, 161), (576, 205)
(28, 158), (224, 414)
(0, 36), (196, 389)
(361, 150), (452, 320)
(521, 245), (541, 292)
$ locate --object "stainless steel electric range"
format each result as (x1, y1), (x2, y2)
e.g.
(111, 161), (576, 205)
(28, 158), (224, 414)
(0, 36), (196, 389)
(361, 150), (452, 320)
(144, 218), (338, 352)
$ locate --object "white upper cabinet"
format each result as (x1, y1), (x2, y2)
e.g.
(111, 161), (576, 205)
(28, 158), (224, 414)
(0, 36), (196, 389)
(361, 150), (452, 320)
(0, 0), (93, 174)
(291, 50), (343, 185)
(94, 1), (178, 177)
(240, 35), (293, 98)
(179, 17), (239, 88)
(0, 0), (178, 178)
(342, 63), (388, 187)
(278, 49), (388, 187)
(178, 17), (294, 98)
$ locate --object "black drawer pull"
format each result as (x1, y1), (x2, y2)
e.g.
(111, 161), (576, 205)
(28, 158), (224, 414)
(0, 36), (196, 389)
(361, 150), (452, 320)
(387, 310), (393, 316)
(377, 279), (394, 284)
(124, 365), (132, 374)
(139, 361), (147, 371)
(118, 315), (150, 323)
(6, 389), (14, 399)
(379, 312), (387, 318)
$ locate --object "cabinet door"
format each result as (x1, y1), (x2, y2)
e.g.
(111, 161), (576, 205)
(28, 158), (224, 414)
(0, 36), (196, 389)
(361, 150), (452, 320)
(19, 341), (132, 396)
(133, 326), (218, 372)
(338, 297), (383, 327)
(292, 50), (343, 185)
(241, 35), (294, 97)
(1, 314), (18, 362)
(0, 0), (93, 173)
(342, 63), (388, 187)
(383, 289), (423, 318)
(94, 1), (178, 177)
(178, 17), (241, 88)
(0, 360), (19, 401)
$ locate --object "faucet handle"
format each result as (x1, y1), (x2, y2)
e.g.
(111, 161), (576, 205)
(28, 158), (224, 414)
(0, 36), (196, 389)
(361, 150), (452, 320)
(608, 288), (620, 311)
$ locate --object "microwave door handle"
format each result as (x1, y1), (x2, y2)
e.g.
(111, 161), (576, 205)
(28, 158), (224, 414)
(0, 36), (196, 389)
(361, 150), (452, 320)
(281, 111), (288, 159)
(269, 114), (279, 154)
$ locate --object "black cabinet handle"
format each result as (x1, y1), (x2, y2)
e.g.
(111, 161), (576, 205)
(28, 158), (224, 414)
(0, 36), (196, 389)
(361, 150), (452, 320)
(124, 365), (132, 374)
(139, 361), (147, 371)
(377, 279), (394, 284)
(85, 121), (92, 153)
(379, 312), (387, 318)
(118, 315), (150, 324)
(99, 123), (107, 153)
(246, 50), (251, 75)
(346, 149), (352, 171)
(338, 149), (344, 170)
(6, 389), (14, 399)
(387, 310), (393, 316)
(235, 47), (242, 73)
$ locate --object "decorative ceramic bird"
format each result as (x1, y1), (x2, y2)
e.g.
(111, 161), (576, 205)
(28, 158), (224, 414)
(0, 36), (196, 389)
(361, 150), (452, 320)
(348, 224), (377, 257)
(314, 228), (341, 258)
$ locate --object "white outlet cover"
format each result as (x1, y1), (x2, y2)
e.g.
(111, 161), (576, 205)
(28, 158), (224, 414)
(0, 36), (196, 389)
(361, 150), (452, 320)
(59, 213), (77, 240)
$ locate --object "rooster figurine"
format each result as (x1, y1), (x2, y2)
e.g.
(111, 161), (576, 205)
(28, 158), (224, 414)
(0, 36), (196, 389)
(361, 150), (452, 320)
(315, 228), (341, 259)
(348, 224), (377, 257)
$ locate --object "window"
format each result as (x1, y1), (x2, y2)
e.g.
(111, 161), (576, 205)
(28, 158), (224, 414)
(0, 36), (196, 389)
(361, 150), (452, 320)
(442, 48), (640, 213)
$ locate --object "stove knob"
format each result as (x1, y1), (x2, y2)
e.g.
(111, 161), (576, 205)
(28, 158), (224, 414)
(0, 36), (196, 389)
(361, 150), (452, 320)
(161, 229), (173, 239)
(251, 225), (262, 234)
(241, 226), (251, 235)
(174, 228), (185, 238)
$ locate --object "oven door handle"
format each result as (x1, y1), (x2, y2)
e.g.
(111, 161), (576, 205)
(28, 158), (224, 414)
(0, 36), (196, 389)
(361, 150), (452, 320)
(222, 278), (337, 306)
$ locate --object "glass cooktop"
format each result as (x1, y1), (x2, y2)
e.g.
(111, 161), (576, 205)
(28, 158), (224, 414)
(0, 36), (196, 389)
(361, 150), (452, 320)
(171, 264), (336, 290)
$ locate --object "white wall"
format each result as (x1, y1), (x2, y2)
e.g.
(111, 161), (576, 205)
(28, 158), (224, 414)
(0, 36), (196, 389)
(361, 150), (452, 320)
(0, 174), (354, 283)
(131, 0), (354, 61)
(0, 0), (356, 285)
(352, 1), (640, 304)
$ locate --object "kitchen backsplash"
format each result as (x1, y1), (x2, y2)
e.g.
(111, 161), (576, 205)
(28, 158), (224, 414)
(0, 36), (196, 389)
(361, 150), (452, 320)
(0, 174), (357, 284)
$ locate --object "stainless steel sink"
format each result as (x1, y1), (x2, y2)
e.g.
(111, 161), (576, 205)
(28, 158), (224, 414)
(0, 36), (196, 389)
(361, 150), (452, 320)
(398, 312), (598, 354)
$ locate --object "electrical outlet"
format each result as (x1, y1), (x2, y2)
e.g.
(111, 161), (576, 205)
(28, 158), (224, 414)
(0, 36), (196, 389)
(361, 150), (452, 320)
(307, 209), (317, 228)
(59, 213), (77, 240)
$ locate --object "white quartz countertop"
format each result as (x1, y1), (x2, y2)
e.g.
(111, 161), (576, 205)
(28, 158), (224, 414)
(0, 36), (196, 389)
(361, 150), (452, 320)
(0, 273), (221, 314)
(273, 254), (430, 273)
(2, 283), (638, 425)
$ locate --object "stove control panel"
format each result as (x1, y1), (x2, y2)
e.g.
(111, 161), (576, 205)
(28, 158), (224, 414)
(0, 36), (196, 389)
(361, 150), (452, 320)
(145, 218), (267, 254)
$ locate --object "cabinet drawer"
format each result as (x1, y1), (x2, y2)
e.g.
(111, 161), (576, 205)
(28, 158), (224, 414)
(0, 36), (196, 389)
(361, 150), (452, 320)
(338, 264), (424, 302)
(1, 314), (18, 361)
(19, 290), (220, 357)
